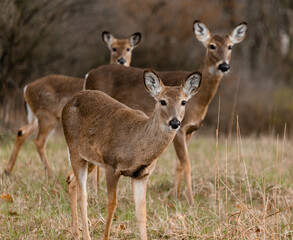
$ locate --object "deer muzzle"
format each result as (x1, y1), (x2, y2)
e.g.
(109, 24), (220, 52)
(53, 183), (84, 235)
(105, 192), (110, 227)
(169, 118), (181, 130)
(218, 62), (230, 72)
(117, 58), (126, 65)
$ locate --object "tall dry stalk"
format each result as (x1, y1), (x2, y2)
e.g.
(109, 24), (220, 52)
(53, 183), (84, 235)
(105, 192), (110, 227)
(214, 95), (221, 218)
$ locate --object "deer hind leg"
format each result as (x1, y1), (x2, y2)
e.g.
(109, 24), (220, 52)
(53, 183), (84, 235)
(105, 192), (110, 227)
(34, 115), (57, 177)
(71, 159), (92, 240)
(67, 163), (96, 240)
(104, 166), (120, 240)
(5, 121), (38, 174)
(172, 131), (194, 205)
(67, 171), (80, 239)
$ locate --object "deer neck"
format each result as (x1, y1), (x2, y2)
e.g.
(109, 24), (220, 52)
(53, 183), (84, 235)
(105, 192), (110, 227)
(136, 107), (176, 161)
(146, 108), (175, 144)
(195, 57), (224, 107)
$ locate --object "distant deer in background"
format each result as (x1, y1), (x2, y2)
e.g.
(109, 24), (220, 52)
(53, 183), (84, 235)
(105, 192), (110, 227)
(64, 70), (201, 240)
(102, 31), (141, 66)
(5, 31), (142, 177)
(84, 21), (247, 205)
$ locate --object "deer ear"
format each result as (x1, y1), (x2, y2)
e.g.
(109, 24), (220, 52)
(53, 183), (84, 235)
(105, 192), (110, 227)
(182, 72), (201, 100)
(129, 32), (141, 48)
(102, 31), (114, 47)
(143, 69), (164, 98)
(229, 22), (247, 44)
(193, 20), (211, 46)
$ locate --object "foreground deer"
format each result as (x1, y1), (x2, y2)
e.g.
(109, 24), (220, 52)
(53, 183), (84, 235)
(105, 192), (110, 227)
(5, 31), (141, 176)
(63, 70), (201, 240)
(85, 21), (247, 205)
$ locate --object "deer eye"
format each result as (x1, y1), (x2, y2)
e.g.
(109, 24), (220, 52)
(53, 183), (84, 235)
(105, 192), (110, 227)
(209, 44), (216, 50)
(181, 100), (186, 106)
(112, 48), (117, 52)
(228, 45), (232, 50)
(127, 48), (130, 51)
(160, 100), (167, 106)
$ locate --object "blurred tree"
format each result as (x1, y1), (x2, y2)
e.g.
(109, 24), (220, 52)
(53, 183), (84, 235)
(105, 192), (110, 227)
(1, 0), (293, 135)
(0, 0), (96, 125)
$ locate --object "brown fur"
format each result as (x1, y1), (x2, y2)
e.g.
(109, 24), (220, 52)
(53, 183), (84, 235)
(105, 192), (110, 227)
(85, 21), (247, 205)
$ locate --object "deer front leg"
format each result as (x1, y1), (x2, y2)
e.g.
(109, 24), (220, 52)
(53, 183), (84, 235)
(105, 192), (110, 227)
(131, 161), (156, 240)
(172, 130), (194, 205)
(132, 177), (148, 240)
(5, 121), (38, 174)
(96, 167), (100, 188)
(89, 167), (98, 196)
(104, 167), (120, 240)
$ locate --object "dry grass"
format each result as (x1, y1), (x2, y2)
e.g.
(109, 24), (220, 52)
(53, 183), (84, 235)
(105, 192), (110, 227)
(0, 130), (293, 239)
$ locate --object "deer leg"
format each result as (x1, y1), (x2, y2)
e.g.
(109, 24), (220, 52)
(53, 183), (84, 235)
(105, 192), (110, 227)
(34, 116), (56, 177)
(67, 163), (96, 240)
(173, 157), (183, 199)
(67, 171), (80, 239)
(132, 177), (148, 240)
(96, 167), (100, 188)
(5, 121), (38, 174)
(172, 130), (194, 205)
(104, 166), (120, 240)
(71, 159), (91, 240)
(132, 161), (156, 240)
(89, 166), (99, 196)
(172, 131), (185, 199)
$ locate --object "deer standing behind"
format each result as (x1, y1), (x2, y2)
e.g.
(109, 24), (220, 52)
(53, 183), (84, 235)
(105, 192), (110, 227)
(63, 70), (201, 240)
(5, 31), (141, 177)
(85, 21), (247, 205)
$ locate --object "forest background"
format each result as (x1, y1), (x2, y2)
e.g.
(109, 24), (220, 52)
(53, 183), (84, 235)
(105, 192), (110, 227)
(1, 0), (293, 136)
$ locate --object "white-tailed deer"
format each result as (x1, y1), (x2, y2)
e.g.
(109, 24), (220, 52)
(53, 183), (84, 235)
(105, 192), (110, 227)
(102, 31), (141, 66)
(84, 21), (247, 205)
(4, 31), (142, 176)
(63, 70), (201, 240)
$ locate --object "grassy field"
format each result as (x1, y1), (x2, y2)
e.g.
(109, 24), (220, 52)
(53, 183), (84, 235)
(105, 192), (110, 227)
(0, 129), (293, 239)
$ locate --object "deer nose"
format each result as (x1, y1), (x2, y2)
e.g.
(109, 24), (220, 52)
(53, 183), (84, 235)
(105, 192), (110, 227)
(117, 58), (126, 65)
(169, 118), (181, 129)
(218, 62), (230, 72)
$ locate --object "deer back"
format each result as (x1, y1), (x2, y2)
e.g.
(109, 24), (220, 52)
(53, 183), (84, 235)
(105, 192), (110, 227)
(86, 65), (191, 116)
(85, 64), (205, 131)
(25, 75), (84, 118)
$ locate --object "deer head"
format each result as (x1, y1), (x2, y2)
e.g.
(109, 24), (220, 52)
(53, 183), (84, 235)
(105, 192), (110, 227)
(143, 70), (201, 131)
(102, 31), (141, 66)
(193, 21), (247, 74)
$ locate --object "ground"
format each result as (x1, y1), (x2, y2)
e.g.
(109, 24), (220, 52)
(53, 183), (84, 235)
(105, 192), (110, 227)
(0, 130), (292, 239)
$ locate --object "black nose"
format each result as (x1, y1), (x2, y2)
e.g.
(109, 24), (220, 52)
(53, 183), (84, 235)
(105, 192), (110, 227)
(218, 62), (230, 72)
(118, 58), (126, 65)
(169, 118), (181, 129)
